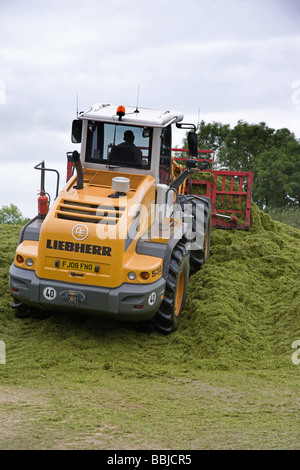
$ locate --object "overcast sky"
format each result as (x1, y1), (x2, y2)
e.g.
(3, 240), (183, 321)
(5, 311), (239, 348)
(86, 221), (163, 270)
(0, 0), (300, 218)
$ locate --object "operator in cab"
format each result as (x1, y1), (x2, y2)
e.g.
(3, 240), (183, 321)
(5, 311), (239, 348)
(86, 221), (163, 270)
(110, 130), (143, 166)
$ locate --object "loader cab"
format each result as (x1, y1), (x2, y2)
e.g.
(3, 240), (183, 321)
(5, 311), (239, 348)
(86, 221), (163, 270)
(71, 104), (184, 183)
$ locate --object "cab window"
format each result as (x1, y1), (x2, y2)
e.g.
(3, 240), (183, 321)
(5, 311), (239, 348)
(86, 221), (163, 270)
(86, 122), (152, 169)
(159, 125), (172, 184)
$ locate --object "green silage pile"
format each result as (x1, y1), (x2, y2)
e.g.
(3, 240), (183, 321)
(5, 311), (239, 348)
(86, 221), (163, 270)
(1, 204), (300, 378)
(1, 215), (300, 450)
(180, 203), (300, 370)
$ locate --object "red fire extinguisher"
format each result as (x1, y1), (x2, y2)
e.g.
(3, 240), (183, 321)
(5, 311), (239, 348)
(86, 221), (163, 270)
(38, 191), (49, 218)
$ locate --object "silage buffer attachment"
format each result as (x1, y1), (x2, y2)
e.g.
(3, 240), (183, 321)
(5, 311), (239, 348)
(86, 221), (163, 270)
(172, 149), (254, 230)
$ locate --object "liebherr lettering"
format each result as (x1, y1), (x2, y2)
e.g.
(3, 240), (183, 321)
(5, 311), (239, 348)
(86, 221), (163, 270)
(46, 239), (112, 256)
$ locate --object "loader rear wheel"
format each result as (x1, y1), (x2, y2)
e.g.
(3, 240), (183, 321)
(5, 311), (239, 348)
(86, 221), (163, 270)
(153, 243), (189, 334)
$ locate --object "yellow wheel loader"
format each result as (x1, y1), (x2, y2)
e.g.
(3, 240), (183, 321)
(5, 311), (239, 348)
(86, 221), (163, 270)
(9, 103), (212, 333)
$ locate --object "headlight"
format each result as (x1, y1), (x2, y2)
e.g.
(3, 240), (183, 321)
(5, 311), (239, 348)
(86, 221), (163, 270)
(128, 272), (136, 281)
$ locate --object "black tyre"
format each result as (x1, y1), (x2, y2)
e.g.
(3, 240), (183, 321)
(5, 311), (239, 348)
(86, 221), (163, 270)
(14, 303), (31, 319)
(153, 242), (189, 334)
(14, 303), (50, 320)
(31, 308), (51, 320)
(179, 195), (211, 274)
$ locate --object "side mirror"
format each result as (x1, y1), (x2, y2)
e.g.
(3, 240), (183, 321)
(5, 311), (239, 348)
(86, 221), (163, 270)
(187, 131), (198, 157)
(186, 159), (198, 169)
(71, 119), (83, 143)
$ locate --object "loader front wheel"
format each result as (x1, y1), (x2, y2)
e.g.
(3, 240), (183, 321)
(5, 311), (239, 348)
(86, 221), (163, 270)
(153, 243), (189, 334)
(179, 194), (212, 275)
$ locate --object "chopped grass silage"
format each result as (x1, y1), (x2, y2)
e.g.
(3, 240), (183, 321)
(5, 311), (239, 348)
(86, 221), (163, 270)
(181, 204), (300, 370)
(1, 209), (300, 450)
(1, 204), (300, 388)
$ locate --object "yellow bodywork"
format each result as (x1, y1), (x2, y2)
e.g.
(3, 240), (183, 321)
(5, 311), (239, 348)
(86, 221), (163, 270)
(15, 168), (167, 289)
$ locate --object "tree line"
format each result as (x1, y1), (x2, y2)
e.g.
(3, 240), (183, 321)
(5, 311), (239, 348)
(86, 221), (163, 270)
(0, 204), (30, 225)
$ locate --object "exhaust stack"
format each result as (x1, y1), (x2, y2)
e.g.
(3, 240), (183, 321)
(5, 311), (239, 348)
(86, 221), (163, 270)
(72, 150), (84, 189)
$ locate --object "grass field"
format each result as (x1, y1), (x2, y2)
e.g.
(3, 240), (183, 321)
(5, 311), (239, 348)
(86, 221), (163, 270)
(1, 205), (300, 450)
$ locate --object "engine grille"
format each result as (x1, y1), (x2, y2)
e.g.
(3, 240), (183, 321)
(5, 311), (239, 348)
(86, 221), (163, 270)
(56, 200), (125, 225)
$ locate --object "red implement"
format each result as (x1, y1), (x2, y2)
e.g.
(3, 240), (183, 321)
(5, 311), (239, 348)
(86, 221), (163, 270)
(173, 149), (254, 230)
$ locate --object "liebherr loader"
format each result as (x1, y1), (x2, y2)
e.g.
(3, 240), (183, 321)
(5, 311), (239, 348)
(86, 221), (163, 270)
(9, 103), (212, 333)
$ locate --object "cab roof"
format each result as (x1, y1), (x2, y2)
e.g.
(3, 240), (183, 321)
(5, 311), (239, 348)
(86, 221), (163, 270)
(79, 103), (184, 128)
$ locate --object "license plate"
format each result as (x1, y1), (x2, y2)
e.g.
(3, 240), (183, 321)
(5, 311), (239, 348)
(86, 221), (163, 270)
(61, 260), (96, 272)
